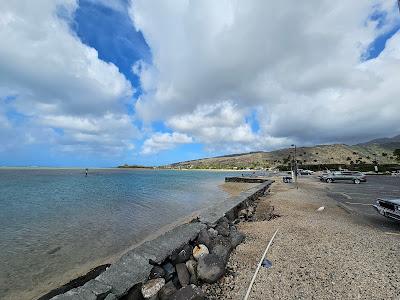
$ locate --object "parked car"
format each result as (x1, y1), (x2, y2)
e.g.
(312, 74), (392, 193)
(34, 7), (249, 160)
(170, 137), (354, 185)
(299, 169), (314, 175)
(320, 171), (366, 184)
(373, 198), (400, 221)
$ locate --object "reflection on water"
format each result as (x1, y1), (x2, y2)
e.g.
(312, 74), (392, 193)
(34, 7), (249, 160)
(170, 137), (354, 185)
(0, 169), (238, 299)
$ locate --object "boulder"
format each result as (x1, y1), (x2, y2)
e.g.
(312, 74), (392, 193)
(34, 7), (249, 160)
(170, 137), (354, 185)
(162, 263), (175, 281)
(190, 272), (199, 285)
(197, 229), (211, 248)
(175, 263), (190, 286)
(211, 243), (231, 263)
(225, 209), (236, 222)
(170, 285), (206, 300)
(207, 228), (218, 239)
(230, 228), (245, 248)
(171, 244), (193, 264)
(197, 253), (226, 283)
(192, 244), (209, 260)
(215, 221), (230, 237)
(212, 235), (232, 251)
(141, 278), (165, 299)
(149, 266), (165, 279)
(185, 260), (197, 276)
(123, 283), (144, 300)
(158, 281), (177, 300)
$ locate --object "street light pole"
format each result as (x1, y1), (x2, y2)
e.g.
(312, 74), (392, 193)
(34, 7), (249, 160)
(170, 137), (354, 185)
(291, 144), (298, 189)
(373, 153), (378, 173)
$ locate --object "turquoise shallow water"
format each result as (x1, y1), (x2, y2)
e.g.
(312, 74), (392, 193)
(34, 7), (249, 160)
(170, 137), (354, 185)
(0, 169), (240, 299)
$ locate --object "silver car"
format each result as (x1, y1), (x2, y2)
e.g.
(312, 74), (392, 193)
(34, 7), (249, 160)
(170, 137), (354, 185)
(374, 198), (400, 221)
(321, 171), (367, 184)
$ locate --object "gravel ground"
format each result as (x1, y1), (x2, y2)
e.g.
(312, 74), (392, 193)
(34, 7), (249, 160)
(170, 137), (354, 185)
(205, 178), (400, 300)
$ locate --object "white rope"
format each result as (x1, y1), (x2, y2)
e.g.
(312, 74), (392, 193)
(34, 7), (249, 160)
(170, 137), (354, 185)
(243, 228), (279, 300)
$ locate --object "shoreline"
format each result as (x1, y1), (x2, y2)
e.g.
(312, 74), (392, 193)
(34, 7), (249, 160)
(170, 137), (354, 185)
(22, 180), (268, 300)
(44, 179), (273, 299)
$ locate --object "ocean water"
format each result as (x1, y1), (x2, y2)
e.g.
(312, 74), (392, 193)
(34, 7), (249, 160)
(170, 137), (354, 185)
(0, 168), (241, 300)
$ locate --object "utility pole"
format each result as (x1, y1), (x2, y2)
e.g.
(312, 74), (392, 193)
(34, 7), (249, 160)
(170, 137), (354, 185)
(373, 153), (378, 173)
(291, 144), (298, 189)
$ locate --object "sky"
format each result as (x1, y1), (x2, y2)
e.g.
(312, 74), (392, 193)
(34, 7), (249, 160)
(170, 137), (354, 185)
(0, 0), (400, 167)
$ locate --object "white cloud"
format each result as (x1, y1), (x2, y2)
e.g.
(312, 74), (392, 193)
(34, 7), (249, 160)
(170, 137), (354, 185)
(0, 0), (136, 155)
(141, 132), (193, 154)
(130, 0), (400, 151)
(167, 101), (256, 144)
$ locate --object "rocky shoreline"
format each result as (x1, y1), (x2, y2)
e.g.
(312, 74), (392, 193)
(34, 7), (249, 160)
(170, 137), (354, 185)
(49, 180), (273, 300)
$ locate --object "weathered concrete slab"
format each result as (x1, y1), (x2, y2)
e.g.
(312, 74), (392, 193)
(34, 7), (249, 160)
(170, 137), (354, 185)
(95, 251), (151, 297)
(51, 287), (97, 300)
(82, 280), (112, 298)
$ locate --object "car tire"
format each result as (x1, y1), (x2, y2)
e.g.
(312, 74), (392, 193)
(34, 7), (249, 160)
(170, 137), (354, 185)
(326, 178), (333, 183)
(354, 179), (360, 184)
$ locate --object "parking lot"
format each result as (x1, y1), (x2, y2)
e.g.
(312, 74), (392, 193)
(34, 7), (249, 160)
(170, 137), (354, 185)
(316, 175), (400, 232)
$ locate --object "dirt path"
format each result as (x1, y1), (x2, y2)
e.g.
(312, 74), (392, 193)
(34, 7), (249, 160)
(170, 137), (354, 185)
(205, 178), (400, 299)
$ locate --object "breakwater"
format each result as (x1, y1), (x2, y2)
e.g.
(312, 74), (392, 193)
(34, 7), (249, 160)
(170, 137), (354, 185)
(49, 180), (273, 300)
(225, 176), (270, 183)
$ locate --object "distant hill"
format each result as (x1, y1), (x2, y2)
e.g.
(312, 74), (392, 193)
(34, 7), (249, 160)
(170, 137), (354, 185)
(357, 134), (400, 151)
(166, 135), (400, 169)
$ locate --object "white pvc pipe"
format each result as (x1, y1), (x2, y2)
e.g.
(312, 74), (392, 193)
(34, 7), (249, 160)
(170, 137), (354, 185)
(243, 228), (279, 300)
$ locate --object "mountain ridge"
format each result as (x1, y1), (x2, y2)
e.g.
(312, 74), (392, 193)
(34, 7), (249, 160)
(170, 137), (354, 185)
(166, 135), (400, 169)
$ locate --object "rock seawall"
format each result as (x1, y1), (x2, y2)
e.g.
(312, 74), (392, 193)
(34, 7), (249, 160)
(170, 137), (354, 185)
(49, 180), (273, 300)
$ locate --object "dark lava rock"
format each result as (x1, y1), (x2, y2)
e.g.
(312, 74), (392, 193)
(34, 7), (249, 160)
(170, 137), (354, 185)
(207, 228), (218, 239)
(149, 266), (165, 279)
(211, 243), (231, 263)
(176, 263), (190, 287)
(158, 281), (177, 300)
(185, 260), (197, 276)
(173, 244), (193, 264)
(190, 273), (199, 286)
(215, 221), (230, 237)
(122, 283), (143, 300)
(197, 229), (211, 248)
(230, 228), (245, 248)
(170, 285), (206, 300)
(163, 263), (176, 281)
(211, 235), (232, 252)
(172, 275), (182, 290)
(225, 209), (236, 222)
(197, 253), (226, 283)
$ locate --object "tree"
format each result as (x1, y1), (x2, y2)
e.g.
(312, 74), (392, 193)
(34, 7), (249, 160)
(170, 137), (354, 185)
(394, 149), (400, 161)
(382, 153), (388, 157)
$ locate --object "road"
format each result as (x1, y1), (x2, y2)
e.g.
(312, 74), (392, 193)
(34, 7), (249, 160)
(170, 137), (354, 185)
(317, 175), (400, 232)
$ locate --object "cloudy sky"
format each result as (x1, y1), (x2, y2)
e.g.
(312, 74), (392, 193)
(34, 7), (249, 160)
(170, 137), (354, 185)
(0, 0), (399, 166)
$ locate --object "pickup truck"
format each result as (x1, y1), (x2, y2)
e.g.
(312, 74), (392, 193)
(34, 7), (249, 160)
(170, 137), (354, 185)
(320, 171), (367, 184)
(373, 198), (400, 221)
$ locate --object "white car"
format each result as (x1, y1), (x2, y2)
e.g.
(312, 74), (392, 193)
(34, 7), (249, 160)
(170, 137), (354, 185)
(373, 198), (400, 221)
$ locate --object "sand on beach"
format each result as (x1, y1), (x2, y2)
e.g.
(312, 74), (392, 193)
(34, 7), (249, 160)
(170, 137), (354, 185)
(205, 177), (400, 299)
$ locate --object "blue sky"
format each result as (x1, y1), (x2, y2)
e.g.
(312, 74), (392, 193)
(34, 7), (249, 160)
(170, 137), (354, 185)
(0, 1), (399, 167)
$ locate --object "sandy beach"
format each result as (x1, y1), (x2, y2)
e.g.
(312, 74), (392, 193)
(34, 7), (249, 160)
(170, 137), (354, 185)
(204, 177), (400, 299)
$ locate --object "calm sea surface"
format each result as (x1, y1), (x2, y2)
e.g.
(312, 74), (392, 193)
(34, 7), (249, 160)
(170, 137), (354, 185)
(0, 168), (241, 299)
